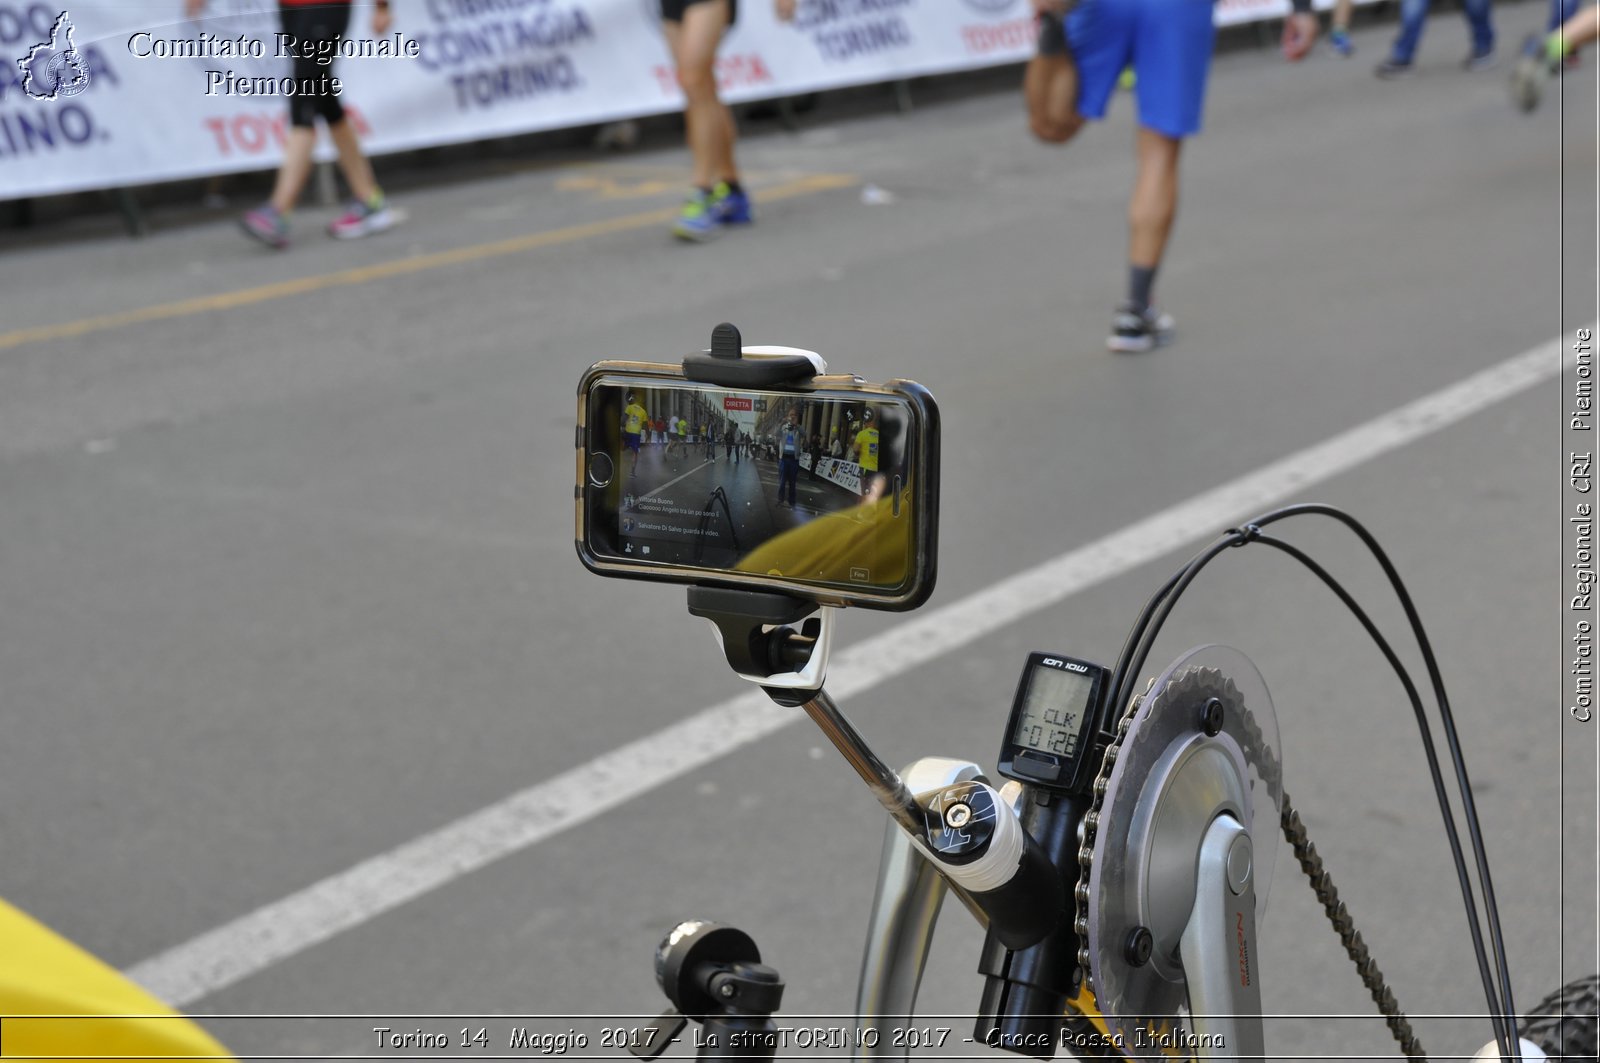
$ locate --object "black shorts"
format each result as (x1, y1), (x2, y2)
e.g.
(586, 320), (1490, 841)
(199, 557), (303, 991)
(279, 2), (352, 127)
(661, 0), (738, 26)
(1037, 11), (1068, 56)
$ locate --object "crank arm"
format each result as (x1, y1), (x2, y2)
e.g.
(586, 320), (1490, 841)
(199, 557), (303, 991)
(1179, 814), (1265, 1062)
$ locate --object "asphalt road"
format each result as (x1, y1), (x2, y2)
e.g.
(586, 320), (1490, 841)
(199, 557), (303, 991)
(2, 6), (1597, 1061)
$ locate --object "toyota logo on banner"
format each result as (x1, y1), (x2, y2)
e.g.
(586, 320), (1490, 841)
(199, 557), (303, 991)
(961, 0), (1020, 12)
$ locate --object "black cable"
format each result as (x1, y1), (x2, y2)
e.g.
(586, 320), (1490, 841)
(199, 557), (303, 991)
(1106, 532), (1246, 725)
(1105, 565), (1190, 724)
(1103, 505), (1520, 1059)
(1247, 505), (1521, 1057)
(1248, 532), (1510, 1057)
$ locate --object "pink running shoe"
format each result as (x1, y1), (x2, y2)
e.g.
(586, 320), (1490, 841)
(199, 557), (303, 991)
(240, 204), (289, 249)
(327, 196), (396, 240)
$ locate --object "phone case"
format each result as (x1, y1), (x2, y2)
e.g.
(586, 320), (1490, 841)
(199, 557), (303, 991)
(575, 359), (939, 611)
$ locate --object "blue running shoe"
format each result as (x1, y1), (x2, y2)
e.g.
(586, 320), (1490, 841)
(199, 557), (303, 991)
(672, 190), (719, 242)
(1329, 28), (1354, 56)
(710, 181), (753, 225)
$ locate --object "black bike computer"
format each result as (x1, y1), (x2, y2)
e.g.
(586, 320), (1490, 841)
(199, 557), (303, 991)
(997, 653), (1111, 795)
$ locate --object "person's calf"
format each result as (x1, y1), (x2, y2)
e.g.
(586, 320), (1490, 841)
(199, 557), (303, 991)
(1023, 54), (1081, 143)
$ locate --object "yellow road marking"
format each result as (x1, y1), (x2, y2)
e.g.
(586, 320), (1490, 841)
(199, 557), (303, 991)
(0, 173), (858, 353)
(555, 173), (683, 200)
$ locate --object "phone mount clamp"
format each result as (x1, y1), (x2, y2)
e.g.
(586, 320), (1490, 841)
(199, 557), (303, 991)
(681, 324), (922, 840)
(682, 322), (838, 698)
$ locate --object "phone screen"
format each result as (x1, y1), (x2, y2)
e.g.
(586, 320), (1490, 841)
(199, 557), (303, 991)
(582, 376), (932, 604)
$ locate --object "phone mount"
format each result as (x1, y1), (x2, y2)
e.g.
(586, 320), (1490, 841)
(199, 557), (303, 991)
(682, 325), (926, 901)
(684, 320), (827, 387)
(683, 323), (837, 698)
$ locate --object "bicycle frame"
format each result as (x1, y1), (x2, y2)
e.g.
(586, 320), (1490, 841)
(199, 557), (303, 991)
(696, 590), (1270, 1063)
(855, 754), (1264, 1063)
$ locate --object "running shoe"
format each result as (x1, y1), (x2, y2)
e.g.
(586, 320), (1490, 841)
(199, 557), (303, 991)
(240, 203), (289, 249)
(328, 195), (396, 239)
(1106, 301), (1175, 353)
(1461, 48), (1498, 71)
(1511, 33), (1549, 110)
(1374, 57), (1415, 78)
(672, 191), (718, 242)
(1329, 28), (1355, 56)
(710, 182), (753, 225)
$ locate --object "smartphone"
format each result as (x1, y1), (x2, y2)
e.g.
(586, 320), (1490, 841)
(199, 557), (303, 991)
(576, 361), (939, 610)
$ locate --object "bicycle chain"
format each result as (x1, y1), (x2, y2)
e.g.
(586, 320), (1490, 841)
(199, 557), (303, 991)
(1072, 678), (1147, 992)
(1069, 668), (1424, 1060)
(1279, 795), (1425, 1060)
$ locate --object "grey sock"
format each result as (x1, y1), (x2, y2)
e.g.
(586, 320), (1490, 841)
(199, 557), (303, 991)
(1129, 265), (1157, 311)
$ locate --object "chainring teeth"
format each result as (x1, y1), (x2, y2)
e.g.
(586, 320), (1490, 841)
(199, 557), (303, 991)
(1079, 663), (1272, 1044)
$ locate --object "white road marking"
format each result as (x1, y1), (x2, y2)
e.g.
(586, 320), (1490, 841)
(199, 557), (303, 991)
(125, 335), (1568, 1007)
(636, 455), (711, 501)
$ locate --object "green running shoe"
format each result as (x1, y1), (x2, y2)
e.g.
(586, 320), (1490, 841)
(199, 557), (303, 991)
(672, 190), (719, 242)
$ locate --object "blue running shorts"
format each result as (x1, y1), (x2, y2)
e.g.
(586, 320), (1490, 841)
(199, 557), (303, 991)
(1065, 0), (1216, 138)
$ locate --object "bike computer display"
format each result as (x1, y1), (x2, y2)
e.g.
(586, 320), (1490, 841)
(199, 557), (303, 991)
(997, 653), (1111, 795)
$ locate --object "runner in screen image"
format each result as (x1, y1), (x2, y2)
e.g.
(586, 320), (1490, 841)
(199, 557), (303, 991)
(776, 414), (802, 508)
(666, 415), (685, 463)
(851, 409), (881, 499)
(622, 393), (650, 475)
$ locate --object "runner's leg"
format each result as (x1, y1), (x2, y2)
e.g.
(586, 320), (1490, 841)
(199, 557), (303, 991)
(329, 119), (380, 205)
(268, 130), (318, 216)
(1387, 0), (1430, 64)
(670, 0), (733, 190)
(1128, 127), (1181, 279)
(1460, 0), (1493, 59)
(1550, 0), (1581, 31)
(1025, 13), (1083, 143)
(1558, 4), (1600, 50)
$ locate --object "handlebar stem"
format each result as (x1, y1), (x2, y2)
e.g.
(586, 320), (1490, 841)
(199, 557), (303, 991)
(783, 687), (924, 838)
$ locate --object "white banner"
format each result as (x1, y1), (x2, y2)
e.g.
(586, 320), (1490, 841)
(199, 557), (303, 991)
(800, 452), (864, 494)
(0, 0), (1345, 201)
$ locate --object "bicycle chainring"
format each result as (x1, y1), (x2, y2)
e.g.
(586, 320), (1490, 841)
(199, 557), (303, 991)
(1079, 646), (1283, 1051)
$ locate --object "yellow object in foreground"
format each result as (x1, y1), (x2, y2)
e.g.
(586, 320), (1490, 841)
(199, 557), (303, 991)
(0, 899), (234, 1062)
(1066, 983), (1192, 1061)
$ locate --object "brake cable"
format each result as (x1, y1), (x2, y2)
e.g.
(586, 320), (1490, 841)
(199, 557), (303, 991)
(1101, 504), (1519, 1061)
